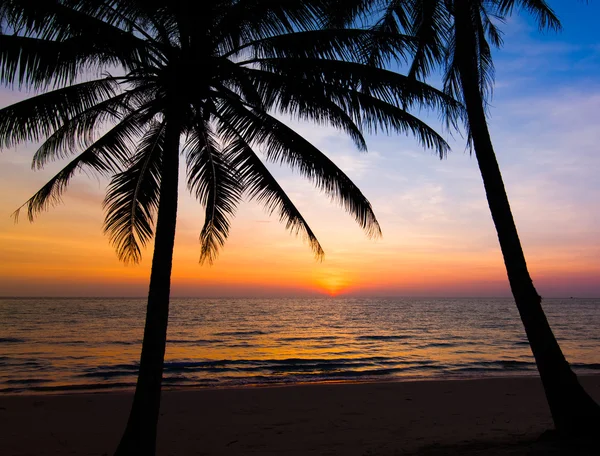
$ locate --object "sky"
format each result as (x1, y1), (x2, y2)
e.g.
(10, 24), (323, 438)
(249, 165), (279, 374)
(0, 1), (599, 298)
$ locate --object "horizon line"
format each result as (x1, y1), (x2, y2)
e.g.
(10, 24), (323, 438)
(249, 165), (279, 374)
(1, 295), (596, 300)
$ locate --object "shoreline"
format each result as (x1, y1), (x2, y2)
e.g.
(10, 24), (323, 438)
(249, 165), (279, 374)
(3, 371), (599, 396)
(2, 375), (599, 455)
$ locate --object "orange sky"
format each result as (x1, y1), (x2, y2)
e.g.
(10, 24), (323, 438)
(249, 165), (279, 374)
(1, 13), (600, 298)
(1, 137), (599, 298)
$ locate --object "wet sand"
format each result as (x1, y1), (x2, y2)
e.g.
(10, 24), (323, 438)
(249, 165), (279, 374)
(1, 375), (599, 455)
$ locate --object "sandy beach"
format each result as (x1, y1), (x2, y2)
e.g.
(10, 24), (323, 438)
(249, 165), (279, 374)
(1, 375), (599, 455)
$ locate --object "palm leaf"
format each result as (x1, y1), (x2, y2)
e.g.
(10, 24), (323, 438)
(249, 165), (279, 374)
(103, 120), (165, 263)
(32, 85), (156, 169)
(480, 8), (504, 48)
(237, 65), (453, 154)
(229, 28), (415, 68)
(366, 0), (413, 66)
(246, 58), (462, 121)
(407, 0), (450, 80)
(185, 125), (242, 265)
(0, 31), (145, 90)
(0, 78), (119, 150)
(0, 0), (152, 64)
(214, 100), (382, 238)
(497, 0), (561, 31)
(13, 110), (149, 222)
(216, 0), (333, 45)
(218, 67), (369, 152)
(474, 7), (495, 103)
(224, 134), (325, 258)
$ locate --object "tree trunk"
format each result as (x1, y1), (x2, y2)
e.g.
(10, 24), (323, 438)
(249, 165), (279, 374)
(453, 0), (600, 436)
(114, 117), (181, 456)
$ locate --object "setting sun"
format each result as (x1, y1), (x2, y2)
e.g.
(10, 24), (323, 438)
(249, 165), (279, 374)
(316, 271), (351, 296)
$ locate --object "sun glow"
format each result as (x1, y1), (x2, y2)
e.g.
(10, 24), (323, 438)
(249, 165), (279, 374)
(316, 272), (350, 296)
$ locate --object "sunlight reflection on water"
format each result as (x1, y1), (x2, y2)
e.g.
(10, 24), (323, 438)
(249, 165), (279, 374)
(1, 297), (599, 393)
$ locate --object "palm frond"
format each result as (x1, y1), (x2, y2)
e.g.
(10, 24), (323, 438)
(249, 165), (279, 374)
(0, 0), (153, 68)
(0, 30), (145, 90)
(374, 0), (413, 35)
(185, 125), (242, 265)
(497, 0), (562, 31)
(228, 28), (415, 68)
(102, 120), (165, 264)
(474, 6), (495, 103)
(13, 110), (148, 222)
(365, 0), (412, 66)
(407, 0), (450, 80)
(32, 85), (156, 169)
(224, 134), (325, 259)
(443, 33), (462, 104)
(214, 101), (382, 238)
(480, 8), (504, 48)
(216, 0), (335, 46)
(245, 57), (462, 120)
(215, 58), (266, 111)
(0, 78), (119, 150)
(236, 64), (454, 154)
(218, 70), (369, 152)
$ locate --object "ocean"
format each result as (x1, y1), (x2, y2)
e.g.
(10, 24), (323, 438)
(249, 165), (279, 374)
(1, 297), (599, 394)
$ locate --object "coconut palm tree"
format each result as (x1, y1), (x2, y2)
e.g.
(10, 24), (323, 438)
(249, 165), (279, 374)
(352, 0), (600, 435)
(0, 1), (460, 453)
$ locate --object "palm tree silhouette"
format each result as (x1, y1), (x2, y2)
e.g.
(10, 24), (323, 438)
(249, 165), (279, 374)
(0, 1), (459, 453)
(355, 0), (600, 434)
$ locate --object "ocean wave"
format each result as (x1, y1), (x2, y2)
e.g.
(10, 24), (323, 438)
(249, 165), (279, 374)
(514, 341), (530, 346)
(213, 330), (268, 337)
(167, 339), (219, 345)
(5, 378), (52, 384)
(279, 336), (338, 342)
(0, 381), (136, 394)
(0, 337), (25, 343)
(458, 360), (537, 371)
(79, 370), (133, 379)
(71, 357), (428, 383)
(571, 362), (600, 370)
(356, 335), (410, 341)
(417, 342), (457, 348)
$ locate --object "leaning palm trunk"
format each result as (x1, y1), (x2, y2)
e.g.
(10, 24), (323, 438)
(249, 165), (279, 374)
(115, 117), (181, 455)
(454, 0), (600, 435)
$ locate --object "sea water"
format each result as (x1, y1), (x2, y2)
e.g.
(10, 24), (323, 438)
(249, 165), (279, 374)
(1, 297), (599, 393)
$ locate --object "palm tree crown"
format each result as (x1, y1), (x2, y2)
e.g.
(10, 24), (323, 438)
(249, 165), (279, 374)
(1, 0), (457, 261)
(359, 0), (561, 112)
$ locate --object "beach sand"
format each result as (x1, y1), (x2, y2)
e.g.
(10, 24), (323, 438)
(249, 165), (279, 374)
(1, 375), (599, 455)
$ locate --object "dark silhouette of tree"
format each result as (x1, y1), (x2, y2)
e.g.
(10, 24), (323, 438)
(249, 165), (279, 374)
(351, 0), (600, 435)
(0, 1), (459, 453)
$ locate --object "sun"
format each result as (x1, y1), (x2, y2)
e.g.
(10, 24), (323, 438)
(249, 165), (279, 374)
(316, 274), (349, 297)
(325, 286), (341, 297)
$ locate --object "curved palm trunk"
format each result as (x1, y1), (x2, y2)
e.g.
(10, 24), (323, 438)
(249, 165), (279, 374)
(115, 118), (181, 456)
(454, 0), (600, 436)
